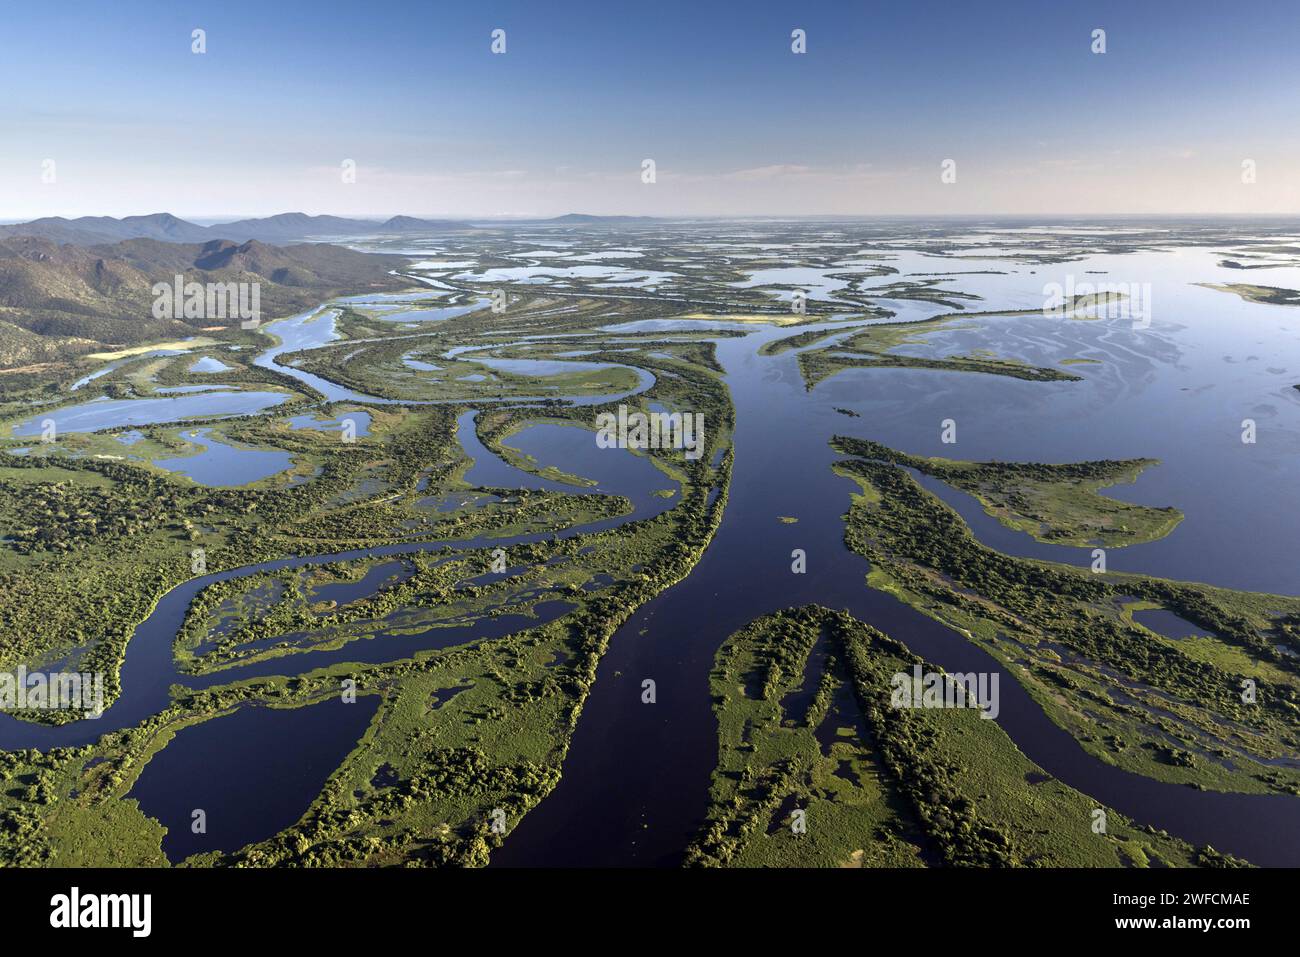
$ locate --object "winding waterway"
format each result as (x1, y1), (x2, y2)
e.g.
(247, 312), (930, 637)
(494, 315), (1300, 868)
(3, 256), (1299, 865)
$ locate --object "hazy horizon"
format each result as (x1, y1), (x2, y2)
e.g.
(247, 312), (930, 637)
(8, 211), (1300, 226)
(3, 0), (1299, 219)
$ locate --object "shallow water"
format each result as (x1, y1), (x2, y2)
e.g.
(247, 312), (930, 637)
(374, 301), (487, 323)
(814, 248), (1300, 594)
(11, 391), (289, 436)
(189, 356), (233, 373)
(70, 349), (191, 391)
(309, 560), (413, 606)
(287, 410), (373, 437)
(153, 428), (294, 487)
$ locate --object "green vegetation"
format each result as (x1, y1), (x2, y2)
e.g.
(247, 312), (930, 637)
(800, 349), (1081, 387)
(0, 437), (730, 866)
(687, 606), (1222, 867)
(0, 274), (738, 865)
(792, 299), (1128, 389)
(833, 436), (1183, 547)
(0, 280), (734, 695)
(3, 220), (1296, 871)
(833, 446), (1300, 796)
(757, 314), (890, 356)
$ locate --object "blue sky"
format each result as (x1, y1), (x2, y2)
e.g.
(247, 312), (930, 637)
(2, 0), (1298, 217)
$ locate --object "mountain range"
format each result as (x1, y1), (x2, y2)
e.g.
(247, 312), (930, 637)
(0, 236), (409, 368)
(0, 211), (665, 370)
(0, 212), (661, 247)
(0, 213), (476, 247)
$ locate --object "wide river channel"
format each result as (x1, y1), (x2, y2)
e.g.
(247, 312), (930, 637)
(3, 255), (1298, 864)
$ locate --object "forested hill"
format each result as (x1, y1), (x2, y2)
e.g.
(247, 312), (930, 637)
(0, 237), (409, 367)
(0, 212), (474, 246)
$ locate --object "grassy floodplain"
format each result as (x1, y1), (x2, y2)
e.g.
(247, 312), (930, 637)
(0, 217), (1297, 870)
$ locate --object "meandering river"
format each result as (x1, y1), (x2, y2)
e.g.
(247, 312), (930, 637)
(3, 251), (1299, 864)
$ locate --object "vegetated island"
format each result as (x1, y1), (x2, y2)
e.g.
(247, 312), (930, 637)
(830, 443), (1300, 798)
(1196, 283), (1300, 306)
(832, 436), (1183, 548)
(686, 605), (1242, 868)
(793, 308), (1091, 389)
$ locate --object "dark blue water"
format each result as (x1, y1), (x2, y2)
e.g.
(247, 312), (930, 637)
(492, 320), (1300, 868)
(309, 560), (413, 606)
(0, 415), (670, 751)
(7, 261), (1298, 867)
(128, 697), (379, 862)
(1132, 608), (1206, 640)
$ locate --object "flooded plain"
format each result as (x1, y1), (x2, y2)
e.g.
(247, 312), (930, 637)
(3, 235), (1298, 865)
